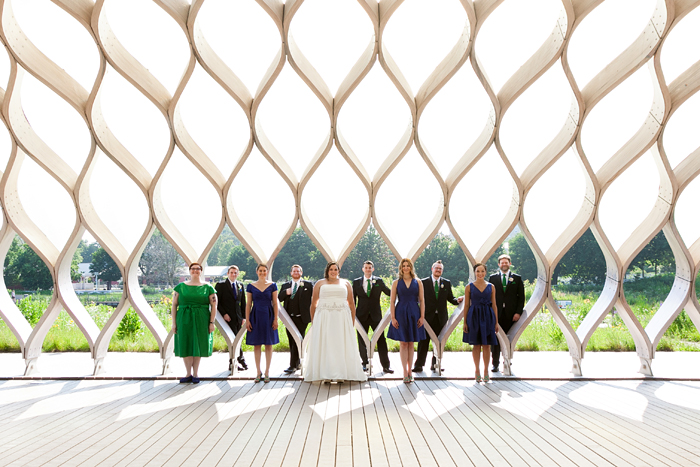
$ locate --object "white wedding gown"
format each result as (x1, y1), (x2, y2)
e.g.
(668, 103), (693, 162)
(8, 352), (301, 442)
(303, 283), (368, 382)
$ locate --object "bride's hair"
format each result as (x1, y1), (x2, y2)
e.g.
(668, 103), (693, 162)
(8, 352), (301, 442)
(324, 261), (340, 279)
(398, 258), (416, 280)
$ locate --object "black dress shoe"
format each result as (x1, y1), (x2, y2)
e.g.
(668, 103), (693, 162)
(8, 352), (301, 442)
(430, 365), (444, 372)
(491, 366), (499, 373)
(238, 359), (248, 370)
(237, 365), (246, 372)
(284, 366), (296, 374)
(228, 360), (233, 372)
(412, 367), (423, 373)
(362, 364), (368, 372)
(383, 367), (394, 374)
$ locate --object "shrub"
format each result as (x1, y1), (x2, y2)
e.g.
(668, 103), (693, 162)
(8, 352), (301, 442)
(116, 308), (142, 340)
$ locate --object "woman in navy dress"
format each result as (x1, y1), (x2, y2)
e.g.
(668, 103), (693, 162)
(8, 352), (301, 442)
(245, 264), (279, 383)
(387, 258), (425, 383)
(463, 262), (499, 382)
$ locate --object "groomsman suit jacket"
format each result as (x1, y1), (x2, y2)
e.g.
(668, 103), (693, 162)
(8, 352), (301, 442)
(278, 280), (313, 325)
(421, 276), (460, 332)
(215, 279), (246, 330)
(352, 276), (391, 322)
(488, 271), (525, 333)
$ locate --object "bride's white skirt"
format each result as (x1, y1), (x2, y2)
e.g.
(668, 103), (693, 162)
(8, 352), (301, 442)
(303, 300), (367, 382)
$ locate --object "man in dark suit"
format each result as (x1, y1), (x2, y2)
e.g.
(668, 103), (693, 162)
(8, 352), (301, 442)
(353, 260), (393, 374)
(489, 254), (525, 373)
(413, 260), (463, 373)
(215, 265), (247, 372)
(278, 264), (313, 374)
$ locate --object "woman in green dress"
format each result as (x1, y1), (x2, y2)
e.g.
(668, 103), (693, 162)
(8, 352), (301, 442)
(171, 262), (217, 383)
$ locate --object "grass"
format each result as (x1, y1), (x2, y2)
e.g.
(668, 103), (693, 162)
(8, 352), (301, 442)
(1, 274), (699, 353)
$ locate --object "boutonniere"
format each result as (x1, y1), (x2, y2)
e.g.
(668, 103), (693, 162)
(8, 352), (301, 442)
(508, 277), (514, 283)
(440, 284), (444, 289)
(371, 280), (376, 284)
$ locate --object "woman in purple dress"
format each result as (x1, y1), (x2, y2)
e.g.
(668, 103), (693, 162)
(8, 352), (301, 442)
(245, 264), (279, 383)
(387, 258), (425, 383)
(463, 263), (499, 382)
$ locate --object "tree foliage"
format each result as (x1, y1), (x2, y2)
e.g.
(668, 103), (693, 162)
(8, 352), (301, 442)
(207, 225), (240, 266)
(507, 233), (538, 282)
(90, 248), (122, 290)
(343, 225), (398, 280)
(555, 229), (606, 285)
(138, 230), (185, 287)
(3, 236), (53, 290)
(630, 231), (675, 277)
(271, 227), (326, 281)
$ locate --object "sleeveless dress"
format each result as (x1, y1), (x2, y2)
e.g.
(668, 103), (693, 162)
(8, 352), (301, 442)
(463, 283), (498, 345)
(174, 283), (215, 357)
(246, 283), (280, 346)
(387, 278), (426, 342)
(303, 283), (367, 382)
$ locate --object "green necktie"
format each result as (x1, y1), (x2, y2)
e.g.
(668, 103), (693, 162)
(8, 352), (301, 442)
(434, 279), (439, 299)
(292, 282), (298, 298)
(367, 279), (372, 297)
(502, 273), (507, 292)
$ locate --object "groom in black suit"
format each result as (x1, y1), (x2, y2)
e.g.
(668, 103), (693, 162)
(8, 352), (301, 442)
(215, 265), (247, 372)
(413, 260), (463, 373)
(489, 254), (525, 373)
(278, 264), (313, 374)
(353, 261), (393, 373)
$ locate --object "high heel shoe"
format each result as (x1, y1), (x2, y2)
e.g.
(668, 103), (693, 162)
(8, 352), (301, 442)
(475, 372), (482, 383)
(254, 373), (262, 383)
(483, 374), (490, 383)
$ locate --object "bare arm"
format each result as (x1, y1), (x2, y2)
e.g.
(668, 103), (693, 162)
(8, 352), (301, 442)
(171, 291), (179, 333)
(271, 290), (279, 329)
(417, 280), (425, 328)
(390, 280), (399, 329)
(491, 284), (499, 333)
(310, 279), (323, 322)
(346, 281), (357, 323)
(209, 293), (217, 334)
(463, 285), (471, 332)
(245, 292), (253, 331)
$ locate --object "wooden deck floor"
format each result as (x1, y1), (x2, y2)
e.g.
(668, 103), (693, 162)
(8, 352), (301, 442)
(3, 375), (700, 466)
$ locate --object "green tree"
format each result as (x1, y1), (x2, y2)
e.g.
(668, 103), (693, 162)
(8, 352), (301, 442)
(508, 233), (537, 282)
(272, 227), (326, 281)
(4, 239), (53, 290)
(343, 225), (398, 280)
(90, 248), (122, 290)
(227, 244), (257, 280)
(556, 229), (606, 285)
(138, 230), (185, 287)
(414, 233), (470, 282)
(71, 249), (83, 282)
(485, 244), (506, 275)
(207, 225), (239, 266)
(630, 231), (675, 277)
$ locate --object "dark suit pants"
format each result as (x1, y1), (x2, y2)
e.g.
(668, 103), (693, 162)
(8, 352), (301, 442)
(357, 315), (390, 370)
(491, 319), (513, 368)
(225, 320), (245, 361)
(286, 315), (307, 368)
(415, 313), (443, 369)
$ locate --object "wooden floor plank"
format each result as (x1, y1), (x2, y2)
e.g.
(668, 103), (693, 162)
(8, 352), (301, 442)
(279, 382), (322, 467)
(237, 380), (303, 467)
(298, 382), (330, 467)
(504, 380), (622, 467)
(6, 356), (700, 467)
(397, 382), (460, 467)
(3, 380), (168, 466)
(419, 381), (510, 466)
(349, 382), (370, 467)
(540, 380), (699, 466)
(363, 381), (395, 467)
(213, 380), (291, 467)
(317, 383), (340, 466)
(528, 381), (671, 466)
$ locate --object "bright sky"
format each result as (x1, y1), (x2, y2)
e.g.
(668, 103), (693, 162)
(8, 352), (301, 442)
(1, 0), (698, 266)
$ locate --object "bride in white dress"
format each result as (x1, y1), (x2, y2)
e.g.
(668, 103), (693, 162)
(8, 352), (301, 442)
(303, 262), (368, 382)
